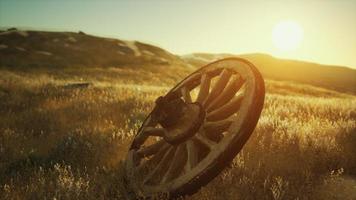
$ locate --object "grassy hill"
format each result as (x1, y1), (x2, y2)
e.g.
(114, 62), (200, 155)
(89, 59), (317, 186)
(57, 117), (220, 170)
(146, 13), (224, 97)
(182, 53), (356, 94)
(1, 29), (355, 94)
(0, 29), (186, 69)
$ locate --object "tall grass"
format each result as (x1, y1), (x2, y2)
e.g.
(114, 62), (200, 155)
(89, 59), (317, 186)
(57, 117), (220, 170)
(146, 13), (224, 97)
(0, 69), (355, 199)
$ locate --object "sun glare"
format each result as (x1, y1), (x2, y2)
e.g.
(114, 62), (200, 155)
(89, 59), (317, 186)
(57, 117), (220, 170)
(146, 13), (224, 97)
(272, 20), (303, 52)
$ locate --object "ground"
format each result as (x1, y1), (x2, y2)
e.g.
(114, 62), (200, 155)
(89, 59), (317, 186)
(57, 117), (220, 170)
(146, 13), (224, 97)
(0, 67), (355, 199)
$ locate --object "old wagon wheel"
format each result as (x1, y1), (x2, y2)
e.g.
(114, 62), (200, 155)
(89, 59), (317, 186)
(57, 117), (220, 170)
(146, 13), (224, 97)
(125, 58), (265, 198)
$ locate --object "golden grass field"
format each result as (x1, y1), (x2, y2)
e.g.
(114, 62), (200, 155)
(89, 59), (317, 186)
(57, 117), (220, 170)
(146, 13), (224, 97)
(0, 67), (355, 199)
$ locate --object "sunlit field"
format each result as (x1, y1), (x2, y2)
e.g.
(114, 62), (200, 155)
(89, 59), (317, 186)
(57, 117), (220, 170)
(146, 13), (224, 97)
(0, 68), (355, 200)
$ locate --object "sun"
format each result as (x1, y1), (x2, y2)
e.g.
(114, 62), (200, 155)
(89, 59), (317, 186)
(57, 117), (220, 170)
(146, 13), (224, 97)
(272, 20), (303, 51)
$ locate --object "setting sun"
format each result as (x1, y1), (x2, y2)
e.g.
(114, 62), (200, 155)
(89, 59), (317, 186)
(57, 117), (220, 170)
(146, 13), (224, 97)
(272, 20), (303, 52)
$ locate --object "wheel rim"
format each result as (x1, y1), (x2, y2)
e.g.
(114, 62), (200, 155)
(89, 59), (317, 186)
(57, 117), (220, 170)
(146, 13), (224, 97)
(125, 58), (265, 197)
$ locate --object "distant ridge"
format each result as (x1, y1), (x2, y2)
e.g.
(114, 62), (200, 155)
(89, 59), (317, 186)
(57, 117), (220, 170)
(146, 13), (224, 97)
(182, 53), (356, 94)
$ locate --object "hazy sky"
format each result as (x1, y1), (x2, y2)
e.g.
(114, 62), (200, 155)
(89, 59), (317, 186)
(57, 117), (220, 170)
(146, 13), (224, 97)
(1, 0), (356, 68)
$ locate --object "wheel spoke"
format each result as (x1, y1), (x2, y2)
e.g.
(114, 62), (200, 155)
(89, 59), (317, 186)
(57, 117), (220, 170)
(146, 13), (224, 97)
(207, 75), (244, 112)
(132, 116), (158, 148)
(207, 93), (244, 121)
(143, 127), (166, 137)
(181, 87), (192, 103)
(204, 118), (233, 142)
(143, 147), (175, 184)
(204, 118), (233, 134)
(137, 144), (170, 171)
(161, 144), (185, 183)
(196, 73), (211, 103)
(133, 126), (165, 149)
(203, 69), (232, 108)
(137, 140), (167, 157)
(133, 133), (149, 148)
(185, 140), (199, 171)
(194, 131), (217, 149)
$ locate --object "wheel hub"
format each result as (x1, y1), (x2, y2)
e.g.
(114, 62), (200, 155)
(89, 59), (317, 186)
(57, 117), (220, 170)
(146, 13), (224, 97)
(151, 95), (205, 145)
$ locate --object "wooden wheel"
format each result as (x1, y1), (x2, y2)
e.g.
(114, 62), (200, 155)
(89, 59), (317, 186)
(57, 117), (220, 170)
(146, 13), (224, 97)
(125, 58), (265, 198)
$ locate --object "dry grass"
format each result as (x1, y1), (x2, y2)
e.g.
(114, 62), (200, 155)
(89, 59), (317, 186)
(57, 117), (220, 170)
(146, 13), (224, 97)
(0, 68), (355, 199)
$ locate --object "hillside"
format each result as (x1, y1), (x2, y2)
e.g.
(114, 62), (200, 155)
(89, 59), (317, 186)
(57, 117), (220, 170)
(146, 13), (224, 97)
(0, 29), (186, 68)
(182, 53), (356, 94)
(1, 29), (355, 94)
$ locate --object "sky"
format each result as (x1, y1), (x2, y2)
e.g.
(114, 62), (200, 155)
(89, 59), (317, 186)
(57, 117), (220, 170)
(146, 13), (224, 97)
(1, 0), (356, 68)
